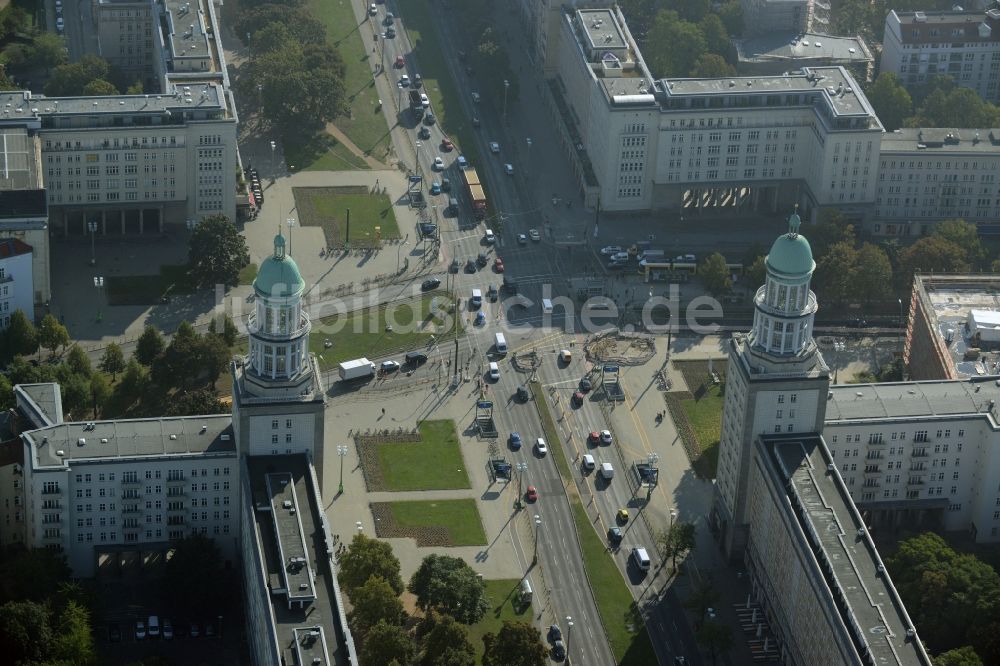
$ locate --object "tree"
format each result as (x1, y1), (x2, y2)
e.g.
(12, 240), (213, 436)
(808, 210), (856, 258)
(4, 310), (37, 359)
(50, 600), (95, 665)
(0, 545), (72, 605)
(161, 535), (229, 618)
(339, 534), (403, 596)
(481, 620), (547, 666)
(360, 620), (415, 666)
(645, 11), (706, 78)
(887, 533), (1000, 658)
(698, 14), (731, 57)
(2, 42), (32, 68)
(135, 325), (165, 366)
(82, 78), (119, 96)
(934, 219), (984, 267)
(198, 334), (232, 384)
(689, 53), (735, 78)
(683, 576), (719, 621)
(44, 54), (112, 96)
(0, 600), (53, 663)
(663, 0), (711, 22)
(89, 373), (111, 418)
(935, 646), (984, 666)
(866, 73), (912, 131)
(813, 241), (859, 305)
(188, 215), (250, 287)
(407, 554), (489, 624)
(696, 620), (734, 665)
(348, 575), (404, 637)
(850, 243), (893, 304)
(898, 237), (970, 289)
(656, 520), (697, 570)
(154, 323), (200, 389)
(235, 5), (328, 47)
(55, 368), (91, 419)
(745, 255), (766, 290)
(421, 613), (476, 666)
(697, 252), (732, 296)
(164, 388), (228, 416)
(29, 33), (68, 72)
(65, 344), (92, 378)
(37, 313), (70, 356)
(99, 343), (126, 380)
(208, 315), (239, 347)
(716, 1), (744, 36)
(116, 358), (149, 404)
(0, 374), (12, 411)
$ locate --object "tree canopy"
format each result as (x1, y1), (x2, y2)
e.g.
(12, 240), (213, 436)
(188, 215), (250, 287)
(38, 313), (70, 356)
(656, 520), (697, 569)
(866, 73), (912, 132)
(44, 54), (119, 97)
(339, 533), (404, 596)
(3, 310), (37, 360)
(698, 252), (732, 296)
(481, 620), (547, 666)
(135, 325), (165, 366)
(347, 575), (404, 637)
(420, 612), (476, 666)
(99, 343), (126, 380)
(360, 619), (414, 666)
(407, 554), (489, 624)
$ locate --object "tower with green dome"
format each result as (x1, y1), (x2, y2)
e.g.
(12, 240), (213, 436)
(711, 209), (831, 561)
(231, 231), (327, 482)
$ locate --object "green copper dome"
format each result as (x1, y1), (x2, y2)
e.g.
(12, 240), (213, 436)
(766, 232), (815, 277)
(254, 233), (304, 298)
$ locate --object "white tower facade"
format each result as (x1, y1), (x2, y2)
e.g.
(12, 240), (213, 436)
(231, 233), (327, 484)
(712, 211), (831, 560)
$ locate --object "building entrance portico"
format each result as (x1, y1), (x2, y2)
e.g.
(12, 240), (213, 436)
(57, 206), (174, 236)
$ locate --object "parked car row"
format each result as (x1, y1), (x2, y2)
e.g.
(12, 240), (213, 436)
(113, 615), (220, 642)
(245, 167), (264, 207)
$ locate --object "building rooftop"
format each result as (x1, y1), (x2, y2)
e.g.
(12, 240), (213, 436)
(736, 32), (873, 66)
(24, 414), (236, 468)
(913, 274), (1000, 378)
(0, 127), (41, 192)
(0, 237), (32, 259)
(892, 8), (1000, 27)
(15, 383), (63, 429)
(826, 379), (1000, 423)
(656, 66), (877, 120)
(247, 455), (356, 666)
(265, 471), (316, 603)
(762, 434), (932, 666)
(0, 83), (226, 123)
(578, 8), (626, 51)
(880, 128), (1000, 154)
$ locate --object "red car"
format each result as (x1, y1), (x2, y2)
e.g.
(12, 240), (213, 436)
(494, 257), (505, 273)
(525, 485), (538, 502)
(394, 55), (405, 68)
(588, 431), (600, 445)
(441, 138), (454, 152)
(572, 391), (585, 406)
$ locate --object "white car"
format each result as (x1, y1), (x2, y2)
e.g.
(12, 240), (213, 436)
(582, 454), (595, 471)
(600, 429), (613, 445)
(433, 156), (444, 170)
(400, 74), (410, 87)
(535, 438), (548, 456)
(504, 163), (514, 175)
(55, 16), (64, 30)
(380, 360), (400, 373)
(529, 228), (540, 241)
(369, 3), (377, 15)
(601, 245), (623, 255)
(420, 93), (430, 108)
(517, 233), (527, 244)
(488, 362), (500, 381)
(471, 92), (481, 103)
(490, 141), (500, 154)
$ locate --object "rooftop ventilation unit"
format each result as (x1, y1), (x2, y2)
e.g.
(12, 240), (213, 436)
(169, 434), (177, 440)
(56, 450), (65, 457)
(77, 438), (85, 446)
(283, 500), (293, 509)
(101, 438), (108, 444)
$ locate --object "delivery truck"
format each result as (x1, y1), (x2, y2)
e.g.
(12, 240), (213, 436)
(409, 90), (423, 116)
(339, 358), (376, 381)
(462, 167), (487, 219)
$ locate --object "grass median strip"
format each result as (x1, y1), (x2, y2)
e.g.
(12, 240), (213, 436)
(535, 384), (656, 663)
(385, 499), (486, 546)
(375, 420), (470, 491)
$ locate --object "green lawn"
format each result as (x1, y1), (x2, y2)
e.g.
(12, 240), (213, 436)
(535, 387), (655, 663)
(293, 186), (400, 247)
(387, 498), (486, 545)
(284, 131), (372, 173)
(375, 420), (470, 491)
(310, 293), (457, 368)
(680, 383), (723, 478)
(467, 578), (535, 662)
(106, 264), (196, 305)
(238, 263), (258, 286)
(396, 0), (483, 169)
(299, 0), (391, 168)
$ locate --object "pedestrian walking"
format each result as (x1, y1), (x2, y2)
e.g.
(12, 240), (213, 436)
(381, 407), (386, 415)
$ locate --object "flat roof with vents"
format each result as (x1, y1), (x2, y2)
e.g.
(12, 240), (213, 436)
(578, 8), (626, 51)
(265, 471), (316, 604)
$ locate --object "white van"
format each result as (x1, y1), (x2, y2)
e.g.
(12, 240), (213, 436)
(631, 547), (651, 571)
(600, 462), (615, 480)
(471, 289), (482, 309)
(541, 298), (553, 314)
(519, 578), (533, 603)
(147, 615), (161, 638)
(494, 332), (508, 354)
(485, 229), (496, 244)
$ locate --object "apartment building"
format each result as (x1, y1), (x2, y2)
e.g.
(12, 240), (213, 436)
(16, 383), (239, 576)
(95, 0), (160, 89)
(741, 0), (812, 37)
(0, 126), (50, 307)
(882, 9), (1000, 104)
(545, 6), (882, 219)
(0, 238), (33, 330)
(873, 128), (1000, 236)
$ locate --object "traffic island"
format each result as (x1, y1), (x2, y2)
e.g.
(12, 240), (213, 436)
(371, 499), (486, 546)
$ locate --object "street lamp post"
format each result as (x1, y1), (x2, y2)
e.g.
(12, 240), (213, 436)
(525, 137), (532, 174)
(93, 276), (104, 323)
(356, 520), (363, 535)
(286, 217), (296, 255)
(270, 140), (276, 182)
(257, 83), (263, 116)
(515, 461), (527, 510)
(337, 445), (348, 495)
(503, 79), (510, 122)
(87, 220), (97, 266)
(396, 240), (409, 274)
(246, 32), (251, 63)
(532, 514), (541, 564)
